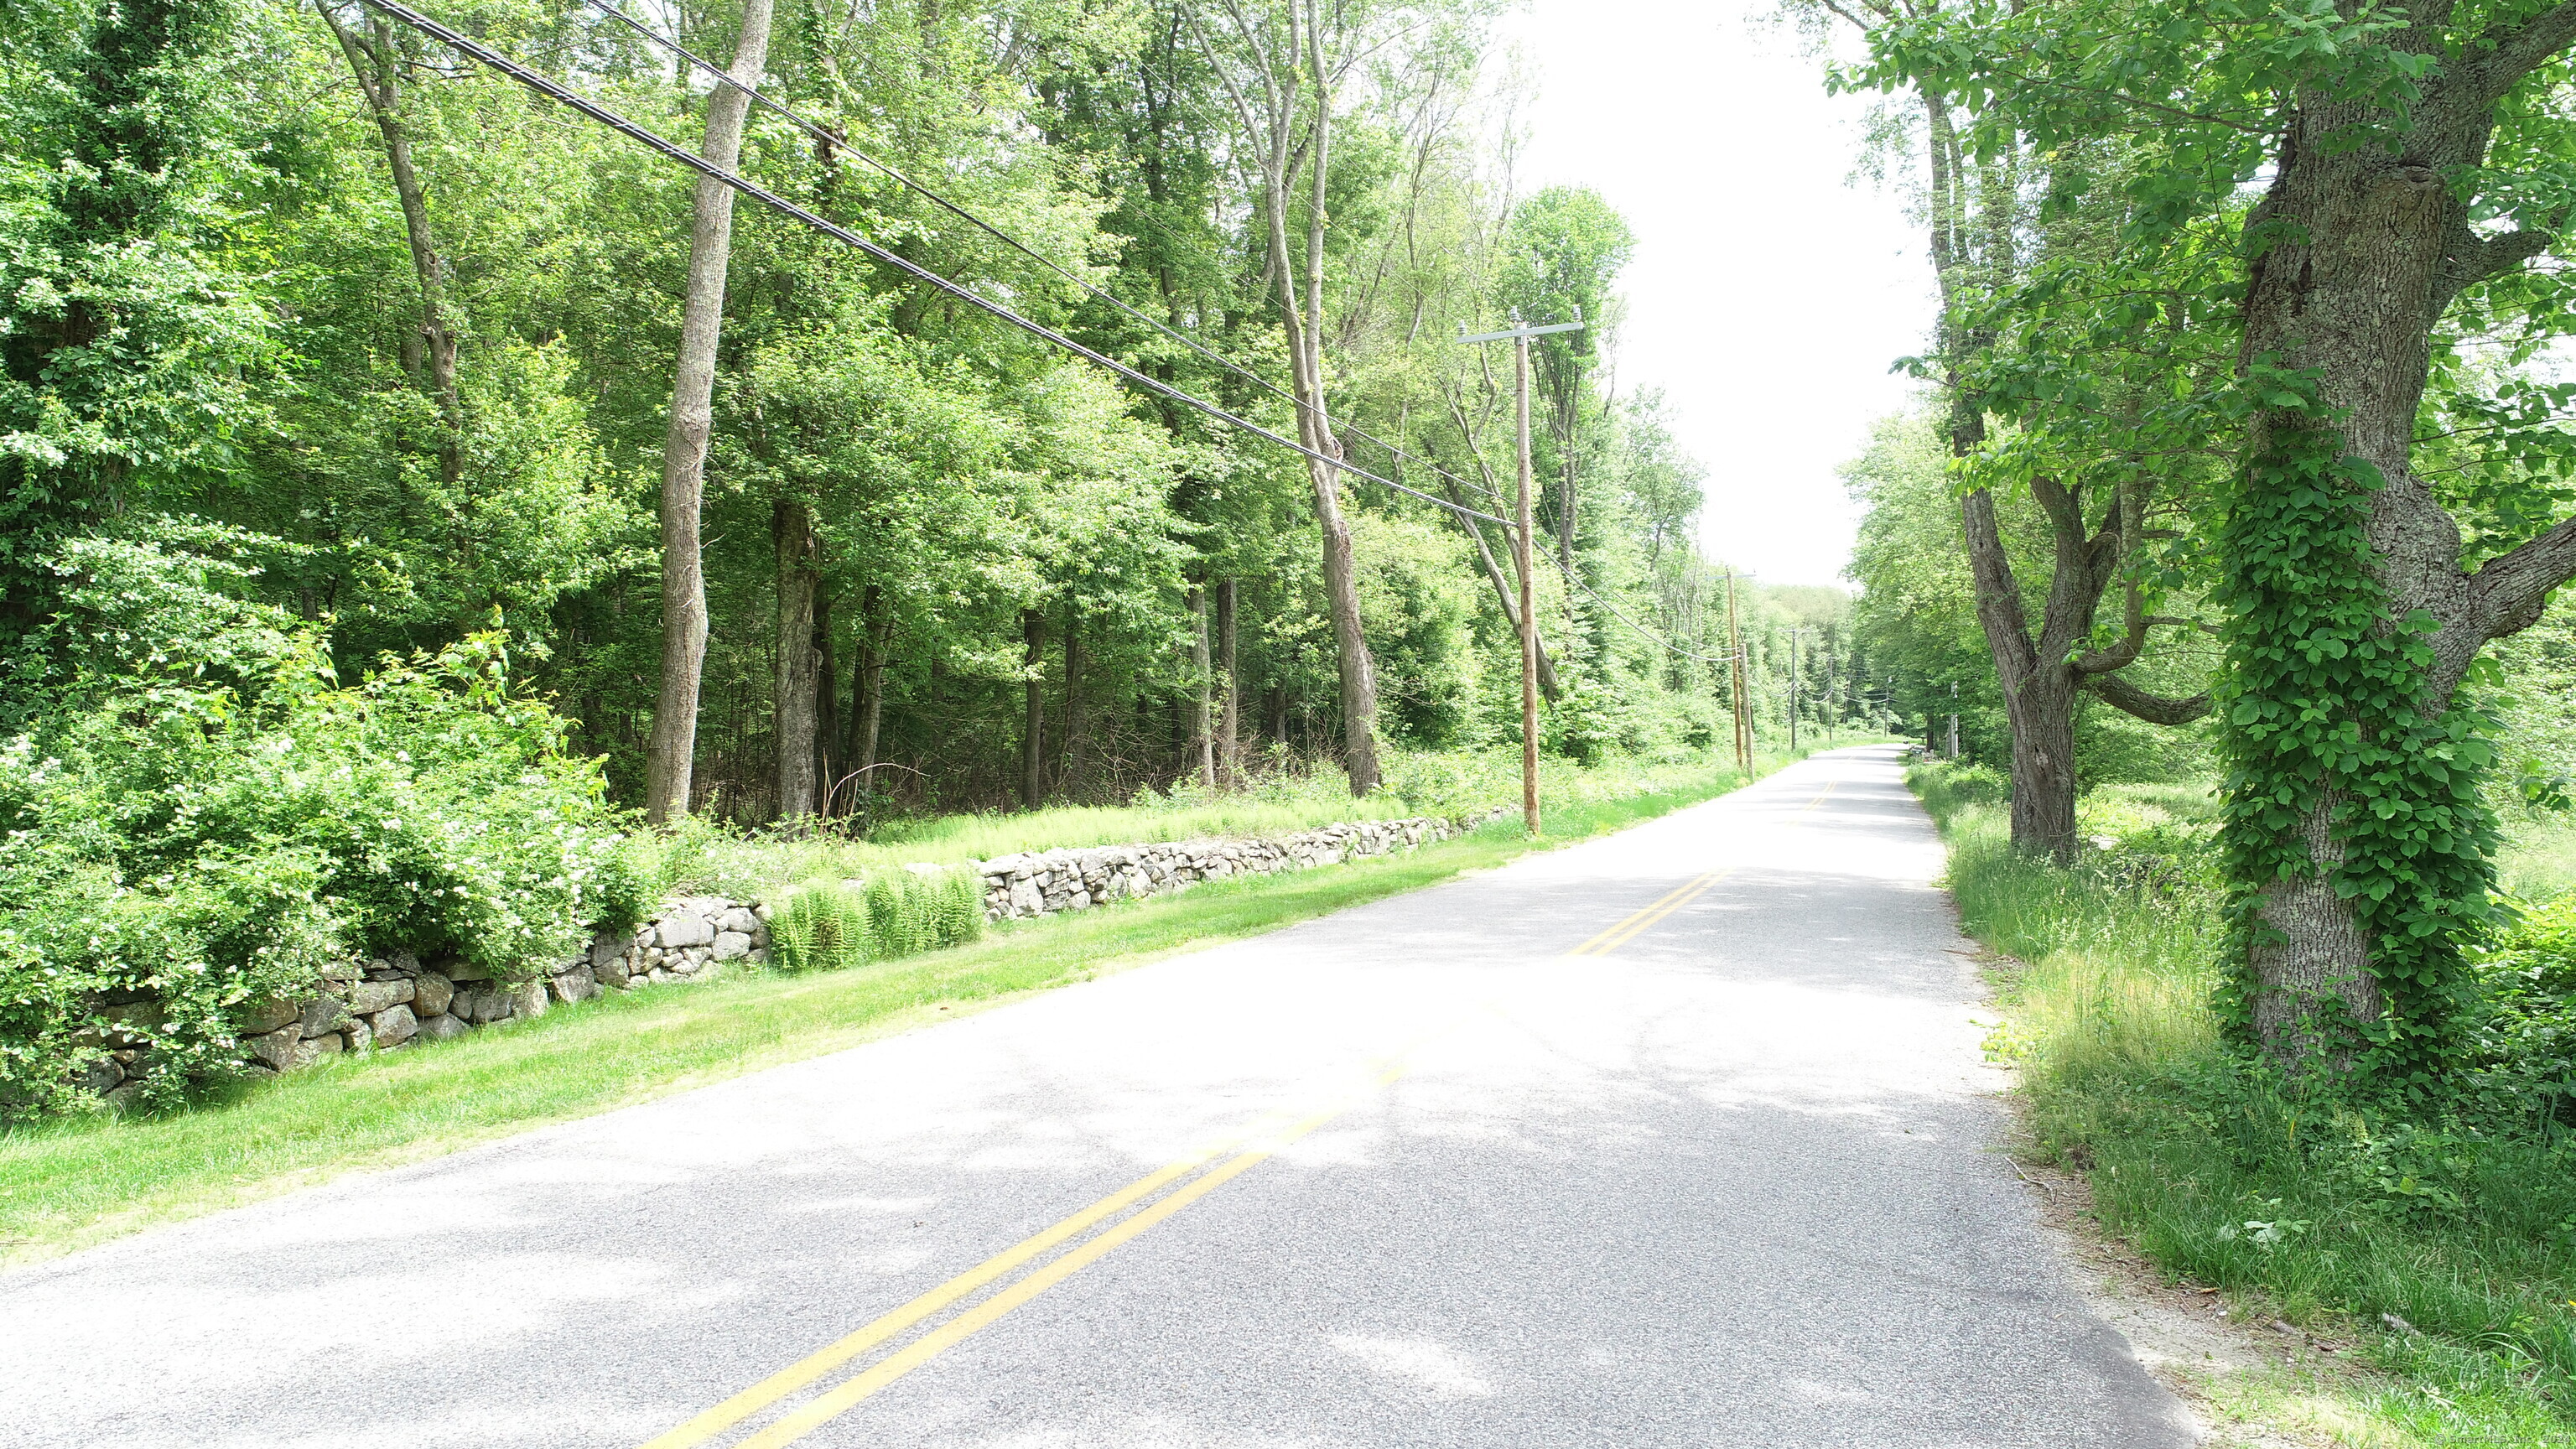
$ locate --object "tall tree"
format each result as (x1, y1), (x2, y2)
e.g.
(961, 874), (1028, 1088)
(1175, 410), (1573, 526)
(1189, 0), (1384, 795)
(1865, 0), (2576, 1067)
(0, 0), (261, 679)
(314, 3), (460, 493)
(644, 0), (776, 823)
(1814, 0), (2211, 862)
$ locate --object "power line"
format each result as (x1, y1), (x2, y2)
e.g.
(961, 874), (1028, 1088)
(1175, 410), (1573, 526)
(574, 0), (1509, 511)
(359, 0), (1512, 529)
(1549, 553), (1744, 667)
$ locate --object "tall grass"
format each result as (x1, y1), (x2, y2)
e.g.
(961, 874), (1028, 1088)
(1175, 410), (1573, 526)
(1914, 760), (2576, 1446)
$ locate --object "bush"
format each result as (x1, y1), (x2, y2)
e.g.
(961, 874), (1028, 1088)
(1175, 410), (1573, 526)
(768, 867), (982, 975)
(0, 532), (628, 1113)
(770, 880), (872, 973)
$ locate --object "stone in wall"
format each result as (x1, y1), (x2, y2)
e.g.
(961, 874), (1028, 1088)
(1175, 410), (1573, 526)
(974, 813), (1465, 923)
(205, 895), (774, 1082)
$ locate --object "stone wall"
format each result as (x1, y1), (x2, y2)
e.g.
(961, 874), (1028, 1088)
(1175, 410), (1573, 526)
(202, 810), (1493, 1088)
(975, 814), (1464, 922)
(222, 898), (774, 1083)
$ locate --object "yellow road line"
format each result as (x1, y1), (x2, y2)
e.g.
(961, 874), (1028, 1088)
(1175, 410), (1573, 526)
(1568, 780), (1840, 959)
(735, 1078), (1393, 1448)
(1564, 873), (1714, 956)
(637, 1060), (1414, 1449)
(642, 776), (1849, 1446)
(635, 1112), (1306, 1449)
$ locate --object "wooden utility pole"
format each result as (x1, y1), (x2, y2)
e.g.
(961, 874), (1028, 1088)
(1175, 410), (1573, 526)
(1788, 628), (1809, 754)
(1825, 644), (1837, 745)
(1513, 332), (1540, 836)
(1460, 309), (1584, 835)
(1724, 569), (1751, 772)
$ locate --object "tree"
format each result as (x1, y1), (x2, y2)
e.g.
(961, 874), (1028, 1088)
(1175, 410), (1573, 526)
(1187, 0), (1390, 795)
(1809, 0), (2215, 863)
(0, 0), (267, 688)
(644, 0), (775, 824)
(1861, 0), (2576, 1072)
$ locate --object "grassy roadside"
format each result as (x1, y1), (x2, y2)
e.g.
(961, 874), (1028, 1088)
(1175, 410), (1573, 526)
(0, 756), (1794, 1269)
(1911, 761), (2576, 1448)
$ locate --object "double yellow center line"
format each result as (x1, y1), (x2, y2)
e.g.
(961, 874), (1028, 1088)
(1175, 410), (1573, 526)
(1566, 779), (1836, 958)
(638, 776), (1841, 1447)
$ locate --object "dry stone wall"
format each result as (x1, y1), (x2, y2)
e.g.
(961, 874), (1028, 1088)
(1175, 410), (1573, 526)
(204, 811), (1493, 1090)
(221, 898), (774, 1085)
(974, 814), (1467, 922)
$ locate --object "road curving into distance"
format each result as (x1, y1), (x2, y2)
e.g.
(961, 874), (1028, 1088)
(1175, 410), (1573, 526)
(0, 744), (2194, 1448)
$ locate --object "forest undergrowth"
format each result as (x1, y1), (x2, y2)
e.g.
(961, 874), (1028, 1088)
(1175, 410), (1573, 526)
(1914, 760), (2576, 1448)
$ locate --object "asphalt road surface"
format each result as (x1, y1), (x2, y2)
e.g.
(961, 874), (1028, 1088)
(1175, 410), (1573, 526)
(0, 745), (2195, 1448)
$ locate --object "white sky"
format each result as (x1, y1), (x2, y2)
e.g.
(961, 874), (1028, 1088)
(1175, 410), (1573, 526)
(1498, 0), (1936, 589)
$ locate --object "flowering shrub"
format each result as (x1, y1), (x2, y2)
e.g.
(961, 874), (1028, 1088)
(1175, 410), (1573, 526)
(0, 533), (629, 1113)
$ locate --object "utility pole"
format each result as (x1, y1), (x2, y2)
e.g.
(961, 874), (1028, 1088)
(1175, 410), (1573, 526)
(1460, 307), (1584, 835)
(1825, 644), (1837, 746)
(1786, 627), (1814, 754)
(1722, 568), (1751, 772)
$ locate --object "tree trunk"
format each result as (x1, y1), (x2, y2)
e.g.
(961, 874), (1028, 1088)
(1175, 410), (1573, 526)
(643, 0), (776, 824)
(1215, 578), (1239, 786)
(319, 8), (461, 492)
(1187, 585), (1215, 789)
(2002, 667), (2078, 857)
(1021, 607), (1046, 809)
(772, 498), (821, 823)
(849, 584), (891, 799)
(2228, 90), (2501, 1060)
(1062, 601), (1086, 799)
(814, 591), (839, 814)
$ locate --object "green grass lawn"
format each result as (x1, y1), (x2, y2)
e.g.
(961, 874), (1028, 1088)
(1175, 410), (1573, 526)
(0, 758), (1782, 1267)
(1914, 762), (2576, 1448)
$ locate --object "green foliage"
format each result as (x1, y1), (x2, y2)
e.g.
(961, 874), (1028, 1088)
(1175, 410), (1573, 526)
(1914, 759), (2576, 1440)
(769, 867), (980, 974)
(769, 880), (871, 974)
(2213, 370), (2501, 1086)
(864, 867), (984, 959)
(0, 529), (626, 1114)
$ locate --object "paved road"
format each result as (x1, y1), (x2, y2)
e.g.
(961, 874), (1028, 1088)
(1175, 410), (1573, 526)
(0, 745), (2193, 1448)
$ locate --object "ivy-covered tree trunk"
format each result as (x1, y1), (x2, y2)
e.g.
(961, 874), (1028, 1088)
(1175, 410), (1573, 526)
(2221, 47), (2576, 1067)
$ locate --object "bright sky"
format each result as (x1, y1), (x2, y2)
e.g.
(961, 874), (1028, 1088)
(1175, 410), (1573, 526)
(1498, 0), (1937, 589)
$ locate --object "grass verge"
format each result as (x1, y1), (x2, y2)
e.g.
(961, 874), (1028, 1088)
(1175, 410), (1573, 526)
(1913, 760), (2576, 1448)
(0, 756), (1781, 1269)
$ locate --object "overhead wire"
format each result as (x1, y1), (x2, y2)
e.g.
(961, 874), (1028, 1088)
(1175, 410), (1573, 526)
(366, 0), (1776, 684)
(574, 0), (1511, 511)
(357, 0), (1512, 528)
(1545, 552), (1745, 667)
